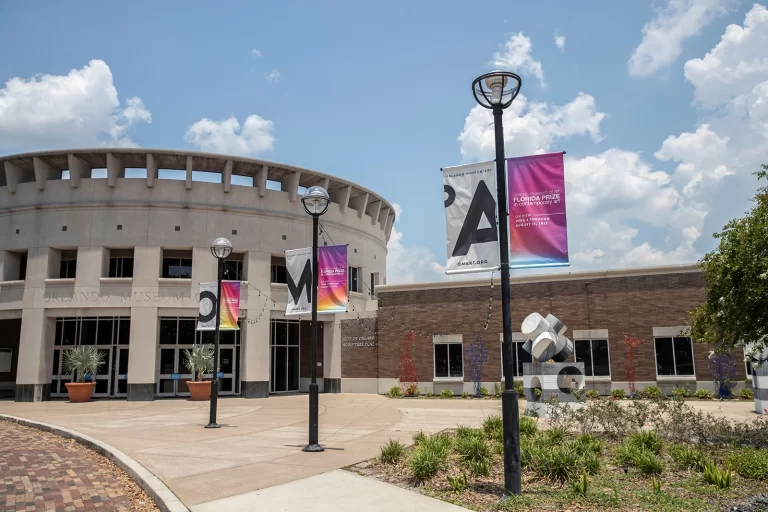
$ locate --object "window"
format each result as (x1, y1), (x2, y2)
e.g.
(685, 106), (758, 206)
(271, 257), (287, 284)
(501, 341), (533, 377)
(348, 266), (360, 293)
(654, 336), (695, 376)
(746, 359), (753, 377)
(434, 336), (463, 378)
(370, 272), (380, 298)
(574, 339), (610, 377)
(3, 251), (27, 281)
(162, 250), (192, 279)
(223, 254), (244, 281)
(59, 250), (77, 279)
(108, 249), (134, 278)
(0, 348), (12, 373)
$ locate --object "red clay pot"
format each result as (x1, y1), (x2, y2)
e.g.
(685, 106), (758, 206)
(65, 382), (96, 403)
(186, 380), (212, 401)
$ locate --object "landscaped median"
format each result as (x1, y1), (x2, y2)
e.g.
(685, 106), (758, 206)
(352, 396), (768, 511)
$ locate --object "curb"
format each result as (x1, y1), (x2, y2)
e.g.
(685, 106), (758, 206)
(0, 414), (190, 512)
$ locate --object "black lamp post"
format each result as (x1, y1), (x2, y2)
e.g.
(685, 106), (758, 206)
(206, 236), (233, 429)
(472, 70), (523, 494)
(301, 185), (330, 452)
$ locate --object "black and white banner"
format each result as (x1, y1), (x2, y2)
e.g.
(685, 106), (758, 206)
(442, 161), (500, 274)
(285, 247), (312, 316)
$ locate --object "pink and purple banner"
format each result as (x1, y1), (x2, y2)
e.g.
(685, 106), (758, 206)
(507, 152), (569, 269)
(219, 281), (241, 329)
(318, 245), (348, 314)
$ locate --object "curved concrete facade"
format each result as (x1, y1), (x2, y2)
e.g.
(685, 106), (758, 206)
(0, 149), (392, 401)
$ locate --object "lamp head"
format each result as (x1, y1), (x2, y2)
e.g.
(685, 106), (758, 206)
(472, 70), (521, 110)
(302, 186), (330, 216)
(211, 237), (233, 260)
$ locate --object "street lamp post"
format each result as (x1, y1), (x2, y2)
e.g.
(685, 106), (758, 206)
(472, 70), (523, 494)
(301, 186), (330, 452)
(206, 236), (233, 429)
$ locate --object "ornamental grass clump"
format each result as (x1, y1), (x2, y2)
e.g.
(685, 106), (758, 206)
(482, 414), (503, 443)
(627, 431), (663, 455)
(387, 386), (402, 398)
(616, 440), (665, 475)
(519, 416), (538, 437)
(669, 444), (706, 472)
(409, 433), (452, 481)
(379, 439), (405, 464)
(703, 459), (732, 489)
(440, 389), (454, 398)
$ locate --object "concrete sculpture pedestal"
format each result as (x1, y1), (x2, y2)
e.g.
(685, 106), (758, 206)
(753, 364), (768, 415)
(523, 361), (585, 416)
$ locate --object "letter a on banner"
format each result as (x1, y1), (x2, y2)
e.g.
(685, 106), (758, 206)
(197, 281), (241, 330)
(285, 247), (312, 315)
(442, 160), (500, 274)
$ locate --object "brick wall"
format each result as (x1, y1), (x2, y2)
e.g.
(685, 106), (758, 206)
(340, 318), (378, 378)
(376, 270), (747, 384)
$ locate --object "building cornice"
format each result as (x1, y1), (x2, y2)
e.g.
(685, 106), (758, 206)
(377, 264), (701, 293)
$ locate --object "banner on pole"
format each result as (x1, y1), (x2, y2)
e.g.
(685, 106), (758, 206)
(197, 281), (241, 330)
(507, 152), (569, 269)
(318, 245), (348, 314)
(442, 160), (500, 274)
(285, 247), (312, 316)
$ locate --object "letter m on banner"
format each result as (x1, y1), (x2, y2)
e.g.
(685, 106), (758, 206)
(285, 247), (312, 315)
(442, 161), (500, 274)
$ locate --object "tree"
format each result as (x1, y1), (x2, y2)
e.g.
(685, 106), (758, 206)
(689, 165), (768, 365)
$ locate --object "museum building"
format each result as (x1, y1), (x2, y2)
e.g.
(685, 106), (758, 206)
(0, 149), (751, 402)
(0, 148), (392, 401)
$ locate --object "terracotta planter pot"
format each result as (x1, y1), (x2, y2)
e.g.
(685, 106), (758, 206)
(186, 380), (212, 401)
(65, 382), (96, 403)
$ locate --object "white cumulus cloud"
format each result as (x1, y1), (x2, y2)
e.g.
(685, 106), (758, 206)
(251, 48), (262, 58)
(184, 115), (275, 156)
(493, 33), (545, 86)
(555, 35), (566, 51)
(628, 0), (732, 77)
(266, 70), (281, 83)
(0, 59), (151, 150)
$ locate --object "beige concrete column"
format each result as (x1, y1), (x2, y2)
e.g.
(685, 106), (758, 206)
(75, 246), (105, 288)
(324, 317), (341, 392)
(192, 247), (215, 285)
(15, 308), (54, 401)
(133, 246), (160, 286)
(126, 306), (158, 400)
(240, 251), (271, 397)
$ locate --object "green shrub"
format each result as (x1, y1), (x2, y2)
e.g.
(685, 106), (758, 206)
(534, 388), (542, 399)
(571, 473), (589, 496)
(520, 436), (534, 468)
(461, 391), (470, 399)
(468, 458), (491, 477)
(571, 388), (586, 401)
(413, 431), (426, 446)
(456, 435), (491, 467)
(425, 391), (434, 398)
(479, 387), (489, 397)
(695, 388), (715, 400)
(627, 431), (663, 454)
(519, 416), (538, 437)
(514, 380), (525, 398)
(637, 386), (663, 400)
(483, 414), (503, 442)
(545, 426), (567, 445)
(387, 386), (402, 398)
(456, 425), (481, 440)
(741, 388), (754, 400)
(423, 433), (453, 454)
(578, 450), (601, 475)
(669, 443), (705, 471)
(610, 388), (626, 399)
(727, 449), (768, 480)
(446, 473), (468, 494)
(703, 459), (732, 488)
(528, 442), (581, 483)
(572, 433), (603, 456)
(440, 389), (454, 399)
(586, 390), (600, 400)
(671, 385), (692, 399)
(409, 445), (447, 481)
(615, 443), (643, 467)
(405, 384), (420, 397)
(379, 439), (405, 464)
(494, 382), (503, 398)
(633, 450), (665, 475)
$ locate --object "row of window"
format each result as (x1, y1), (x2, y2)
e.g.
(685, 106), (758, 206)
(433, 335), (706, 380)
(4, 249), (378, 295)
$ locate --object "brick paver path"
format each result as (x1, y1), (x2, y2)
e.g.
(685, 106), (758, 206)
(0, 421), (159, 512)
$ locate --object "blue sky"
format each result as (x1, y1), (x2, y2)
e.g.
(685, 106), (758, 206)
(1, 1), (766, 283)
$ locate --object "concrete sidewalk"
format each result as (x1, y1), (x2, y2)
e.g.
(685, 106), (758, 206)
(191, 470), (469, 512)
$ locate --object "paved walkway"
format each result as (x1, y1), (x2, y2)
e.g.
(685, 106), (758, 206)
(0, 395), (757, 511)
(0, 421), (158, 512)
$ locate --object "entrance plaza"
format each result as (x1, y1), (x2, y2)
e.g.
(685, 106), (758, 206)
(0, 394), (758, 511)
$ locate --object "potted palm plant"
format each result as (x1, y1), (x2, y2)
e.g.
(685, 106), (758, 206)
(63, 346), (105, 403)
(184, 344), (215, 401)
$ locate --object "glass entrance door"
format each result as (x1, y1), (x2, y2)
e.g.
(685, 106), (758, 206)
(270, 319), (300, 393)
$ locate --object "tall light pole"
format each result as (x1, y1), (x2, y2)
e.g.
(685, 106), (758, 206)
(206, 236), (232, 429)
(301, 186), (330, 452)
(472, 70), (523, 494)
